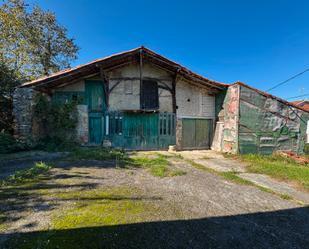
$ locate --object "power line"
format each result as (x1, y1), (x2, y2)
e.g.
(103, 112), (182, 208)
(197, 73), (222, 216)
(266, 68), (309, 92)
(286, 93), (309, 100)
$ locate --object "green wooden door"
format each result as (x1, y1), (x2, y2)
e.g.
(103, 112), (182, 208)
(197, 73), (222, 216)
(85, 80), (106, 144)
(182, 119), (212, 149)
(123, 113), (159, 150)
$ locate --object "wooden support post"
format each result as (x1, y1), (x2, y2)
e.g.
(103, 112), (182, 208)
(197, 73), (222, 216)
(139, 48), (144, 110)
(100, 67), (109, 108)
(172, 68), (180, 113)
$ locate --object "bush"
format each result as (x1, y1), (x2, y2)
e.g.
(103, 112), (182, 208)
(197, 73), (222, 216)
(0, 132), (27, 154)
(34, 94), (78, 151)
(305, 144), (309, 155)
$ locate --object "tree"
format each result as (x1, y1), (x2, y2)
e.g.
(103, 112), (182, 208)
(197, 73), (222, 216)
(0, 0), (79, 80)
(0, 0), (79, 133)
(25, 5), (79, 76)
(0, 59), (19, 132)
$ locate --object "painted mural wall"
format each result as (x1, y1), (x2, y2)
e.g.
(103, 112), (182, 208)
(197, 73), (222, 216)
(238, 85), (309, 154)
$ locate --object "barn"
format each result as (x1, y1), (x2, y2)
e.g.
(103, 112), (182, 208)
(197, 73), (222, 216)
(13, 47), (309, 154)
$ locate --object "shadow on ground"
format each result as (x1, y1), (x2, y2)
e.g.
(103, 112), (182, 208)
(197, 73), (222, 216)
(2, 207), (309, 249)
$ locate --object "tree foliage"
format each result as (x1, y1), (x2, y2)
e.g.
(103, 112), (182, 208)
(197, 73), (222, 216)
(0, 0), (79, 79)
(0, 60), (19, 132)
(0, 0), (79, 134)
(34, 94), (78, 151)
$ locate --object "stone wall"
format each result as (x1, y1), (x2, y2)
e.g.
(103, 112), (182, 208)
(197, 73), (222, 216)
(220, 84), (240, 153)
(76, 105), (88, 144)
(13, 88), (37, 141)
(175, 118), (183, 150)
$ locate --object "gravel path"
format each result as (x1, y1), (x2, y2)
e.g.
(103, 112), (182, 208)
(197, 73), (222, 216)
(173, 150), (309, 204)
(1, 153), (309, 248)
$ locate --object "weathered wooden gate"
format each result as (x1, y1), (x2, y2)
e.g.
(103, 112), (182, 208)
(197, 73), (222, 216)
(85, 80), (106, 144)
(108, 112), (175, 150)
(182, 118), (213, 149)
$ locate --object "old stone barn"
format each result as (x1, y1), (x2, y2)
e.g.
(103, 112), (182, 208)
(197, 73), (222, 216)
(13, 47), (309, 154)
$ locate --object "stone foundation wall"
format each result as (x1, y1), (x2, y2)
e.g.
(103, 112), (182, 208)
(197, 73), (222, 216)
(175, 118), (183, 150)
(13, 88), (37, 141)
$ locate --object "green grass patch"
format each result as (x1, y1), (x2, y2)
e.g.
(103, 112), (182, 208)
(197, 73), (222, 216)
(240, 154), (309, 191)
(0, 211), (7, 232)
(0, 162), (51, 186)
(129, 155), (169, 177)
(186, 159), (296, 201)
(67, 147), (127, 162)
(219, 172), (254, 185)
(168, 169), (187, 177)
(4, 187), (161, 249)
(128, 154), (186, 177)
(52, 187), (154, 228)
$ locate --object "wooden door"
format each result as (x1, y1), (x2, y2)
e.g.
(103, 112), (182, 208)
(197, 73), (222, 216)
(182, 119), (212, 149)
(85, 80), (106, 144)
(123, 113), (159, 149)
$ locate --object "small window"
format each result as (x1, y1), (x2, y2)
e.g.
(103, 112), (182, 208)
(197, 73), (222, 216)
(109, 113), (123, 135)
(141, 80), (159, 109)
(124, 81), (133, 95)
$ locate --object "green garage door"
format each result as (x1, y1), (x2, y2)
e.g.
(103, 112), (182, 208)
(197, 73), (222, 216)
(182, 118), (213, 149)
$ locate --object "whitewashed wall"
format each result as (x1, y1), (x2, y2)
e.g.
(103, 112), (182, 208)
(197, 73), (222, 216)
(176, 79), (215, 118)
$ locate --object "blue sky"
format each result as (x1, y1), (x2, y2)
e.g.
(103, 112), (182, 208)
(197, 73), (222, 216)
(29, 0), (309, 100)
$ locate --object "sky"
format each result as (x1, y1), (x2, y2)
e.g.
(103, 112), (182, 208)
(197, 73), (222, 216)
(28, 0), (309, 100)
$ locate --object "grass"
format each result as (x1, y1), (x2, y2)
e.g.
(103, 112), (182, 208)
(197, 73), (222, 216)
(186, 159), (294, 201)
(129, 154), (186, 177)
(0, 211), (7, 232)
(240, 154), (309, 191)
(5, 187), (161, 249)
(67, 147), (127, 162)
(52, 187), (155, 228)
(0, 162), (51, 186)
(129, 155), (168, 177)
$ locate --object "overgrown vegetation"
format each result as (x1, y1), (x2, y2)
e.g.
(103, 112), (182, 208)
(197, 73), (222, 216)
(129, 154), (186, 177)
(304, 144), (309, 155)
(68, 147), (127, 161)
(34, 94), (78, 151)
(0, 132), (28, 154)
(240, 154), (309, 191)
(0, 161), (51, 186)
(0, 61), (19, 133)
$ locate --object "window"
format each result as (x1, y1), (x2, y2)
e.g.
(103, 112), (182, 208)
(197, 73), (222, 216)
(109, 112), (123, 135)
(141, 80), (159, 109)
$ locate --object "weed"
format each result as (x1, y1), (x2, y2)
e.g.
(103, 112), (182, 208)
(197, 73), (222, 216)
(0, 162), (51, 186)
(68, 147), (127, 162)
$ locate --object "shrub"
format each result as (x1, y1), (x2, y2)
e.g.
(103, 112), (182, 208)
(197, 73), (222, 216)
(0, 132), (27, 154)
(33, 94), (78, 151)
(304, 144), (309, 155)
